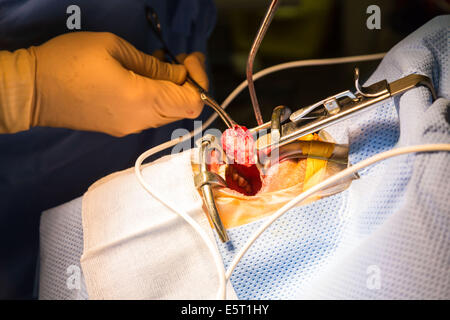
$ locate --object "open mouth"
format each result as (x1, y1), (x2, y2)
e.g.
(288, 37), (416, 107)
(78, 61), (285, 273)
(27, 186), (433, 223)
(206, 146), (263, 196)
(225, 163), (262, 196)
(219, 125), (262, 195)
(214, 127), (338, 197)
(207, 127), (333, 197)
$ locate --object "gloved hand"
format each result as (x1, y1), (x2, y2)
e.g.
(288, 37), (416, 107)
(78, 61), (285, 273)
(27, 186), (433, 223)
(0, 32), (208, 136)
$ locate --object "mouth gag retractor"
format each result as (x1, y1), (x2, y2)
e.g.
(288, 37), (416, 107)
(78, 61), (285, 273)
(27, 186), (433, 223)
(255, 69), (437, 152)
(194, 110), (349, 243)
(193, 68), (437, 242)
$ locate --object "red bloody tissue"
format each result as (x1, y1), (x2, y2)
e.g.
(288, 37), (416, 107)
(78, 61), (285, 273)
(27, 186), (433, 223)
(225, 163), (262, 196)
(207, 145), (262, 196)
(221, 125), (255, 166)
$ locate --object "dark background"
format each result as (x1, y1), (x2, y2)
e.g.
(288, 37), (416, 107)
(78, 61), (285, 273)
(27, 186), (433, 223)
(207, 0), (448, 131)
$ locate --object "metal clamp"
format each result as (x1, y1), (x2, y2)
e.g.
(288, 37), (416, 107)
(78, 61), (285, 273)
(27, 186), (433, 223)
(257, 71), (437, 152)
(194, 135), (230, 242)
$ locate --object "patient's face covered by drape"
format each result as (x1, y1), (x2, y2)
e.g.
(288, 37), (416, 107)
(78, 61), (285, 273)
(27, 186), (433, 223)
(192, 132), (353, 229)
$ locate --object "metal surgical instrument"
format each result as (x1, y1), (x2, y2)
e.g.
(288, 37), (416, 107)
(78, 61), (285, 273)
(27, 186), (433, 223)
(254, 70), (438, 152)
(185, 0), (436, 243)
(194, 135), (230, 243)
(247, 0), (280, 126)
(145, 6), (236, 129)
(195, 70), (437, 242)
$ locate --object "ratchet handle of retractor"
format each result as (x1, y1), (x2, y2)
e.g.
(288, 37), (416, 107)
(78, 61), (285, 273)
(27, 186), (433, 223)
(256, 70), (437, 152)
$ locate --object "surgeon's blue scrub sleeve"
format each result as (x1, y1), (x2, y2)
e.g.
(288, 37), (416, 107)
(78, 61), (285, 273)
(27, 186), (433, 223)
(0, 0), (216, 299)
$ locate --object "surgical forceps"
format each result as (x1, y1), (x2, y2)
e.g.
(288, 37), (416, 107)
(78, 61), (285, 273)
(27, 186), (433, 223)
(145, 6), (236, 128)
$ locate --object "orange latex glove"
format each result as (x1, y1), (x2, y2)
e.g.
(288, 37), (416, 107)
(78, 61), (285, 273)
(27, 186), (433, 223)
(0, 32), (208, 136)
